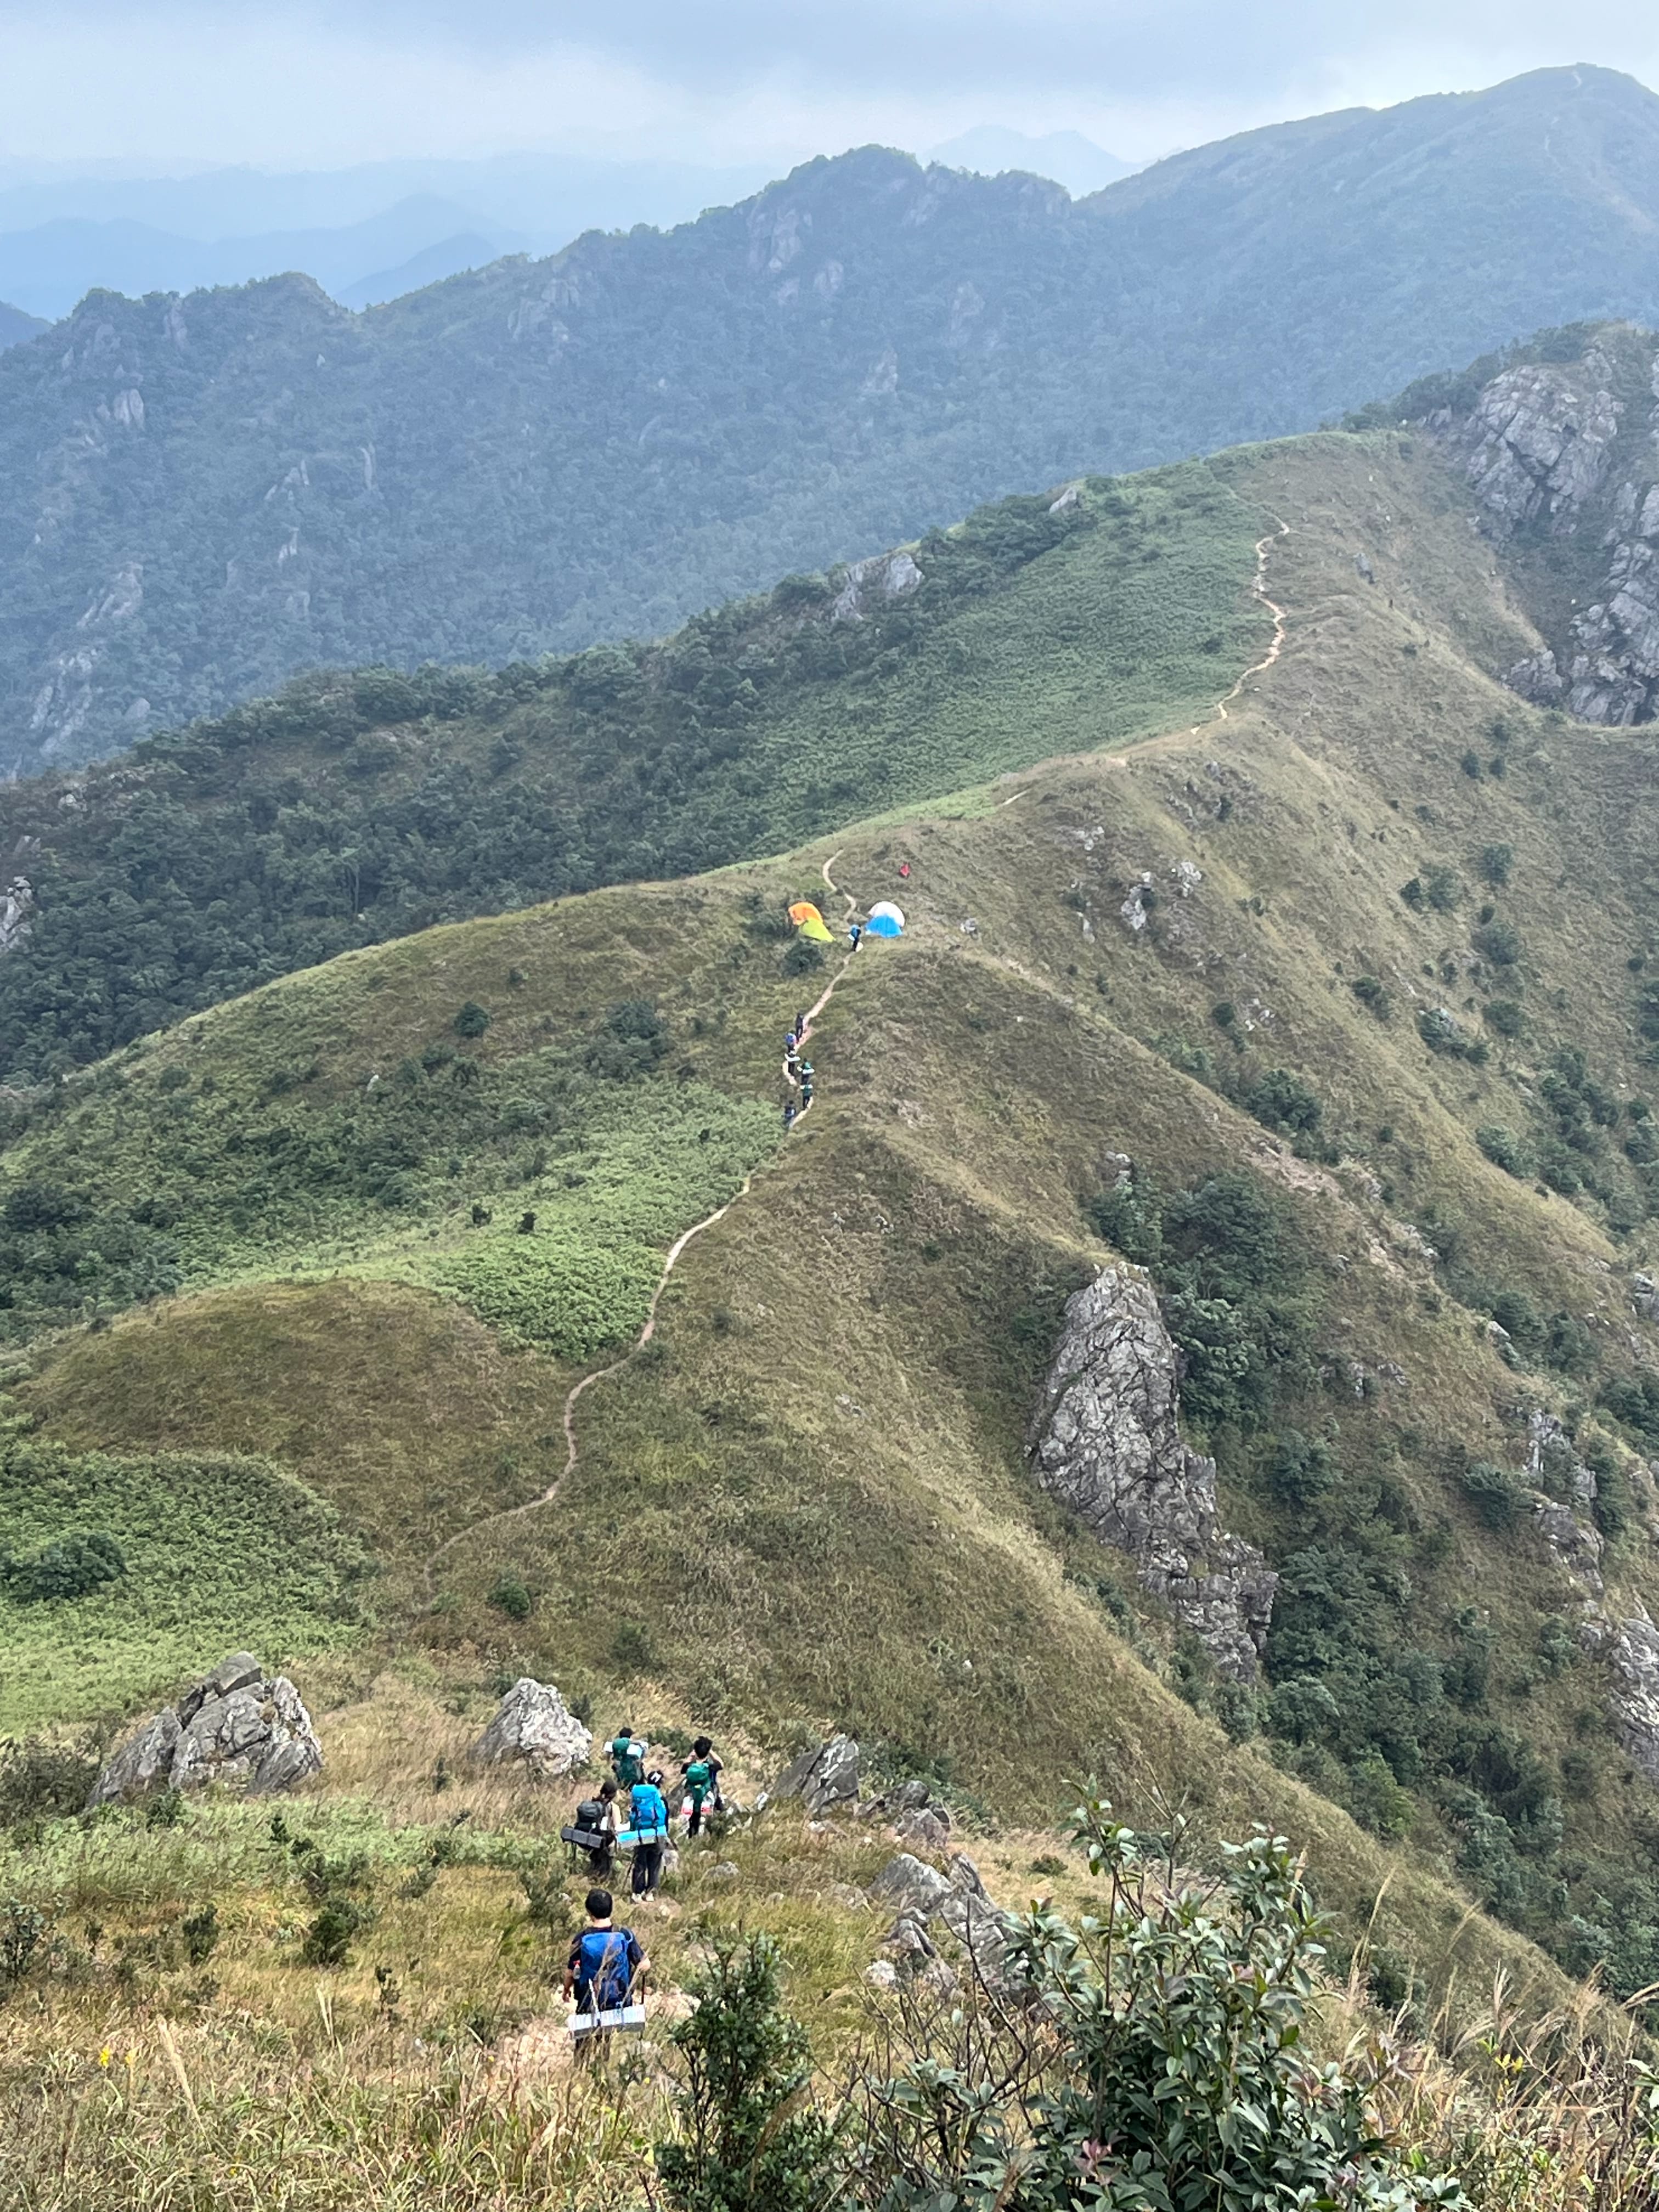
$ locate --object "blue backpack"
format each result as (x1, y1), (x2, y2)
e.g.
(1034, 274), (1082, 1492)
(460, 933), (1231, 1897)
(574, 1928), (636, 2011)
(630, 1782), (668, 1838)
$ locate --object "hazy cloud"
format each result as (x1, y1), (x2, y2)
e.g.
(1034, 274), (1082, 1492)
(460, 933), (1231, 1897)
(0, 1), (1654, 168)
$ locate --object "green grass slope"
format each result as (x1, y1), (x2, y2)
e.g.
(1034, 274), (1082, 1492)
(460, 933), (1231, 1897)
(13, 421), (1659, 2020)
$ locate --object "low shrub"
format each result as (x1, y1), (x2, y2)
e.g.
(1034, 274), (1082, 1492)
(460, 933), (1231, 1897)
(1462, 1460), (1521, 1529)
(489, 1576), (533, 1621)
(1477, 1124), (1530, 1177)
(2, 1530), (126, 1602)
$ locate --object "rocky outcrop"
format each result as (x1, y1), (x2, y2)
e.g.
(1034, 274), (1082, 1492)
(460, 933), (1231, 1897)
(1435, 337), (1659, 724)
(0, 877), (33, 953)
(832, 550), (922, 623)
(89, 1652), (321, 1807)
(468, 1678), (591, 1779)
(1027, 1266), (1276, 1678)
(1448, 357), (1622, 535)
(1526, 1410), (1604, 1593)
(770, 1733), (861, 1815)
(1584, 1607), (1659, 1781)
(871, 1850), (1011, 1989)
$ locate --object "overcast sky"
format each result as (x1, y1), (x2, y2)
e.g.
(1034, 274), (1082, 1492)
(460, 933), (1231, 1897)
(3, 1), (1658, 172)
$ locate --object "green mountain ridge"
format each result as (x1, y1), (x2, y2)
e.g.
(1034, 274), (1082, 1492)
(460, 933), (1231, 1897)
(10, 410), (1659, 2035)
(9, 64), (1659, 774)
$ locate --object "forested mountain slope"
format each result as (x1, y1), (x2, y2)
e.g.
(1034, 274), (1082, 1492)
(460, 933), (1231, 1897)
(10, 425), (1659, 2019)
(7, 64), (1659, 773)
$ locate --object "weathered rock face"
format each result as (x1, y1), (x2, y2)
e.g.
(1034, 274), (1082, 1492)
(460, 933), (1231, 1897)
(1434, 337), (1659, 725)
(1526, 1409), (1605, 1594)
(469, 1678), (592, 1779)
(1027, 1266), (1276, 1679)
(871, 1850), (1011, 1989)
(1449, 357), (1623, 536)
(771, 1733), (861, 1815)
(89, 1652), (321, 1807)
(1584, 1607), (1659, 1781)
(832, 549), (922, 624)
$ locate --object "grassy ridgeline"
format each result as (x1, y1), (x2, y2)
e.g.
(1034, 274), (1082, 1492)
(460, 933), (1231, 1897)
(0, 466), (1267, 1080)
(9, 426), (1659, 2032)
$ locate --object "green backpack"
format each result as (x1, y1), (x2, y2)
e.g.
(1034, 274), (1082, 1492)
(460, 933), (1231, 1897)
(684, 1758), (712, 1800)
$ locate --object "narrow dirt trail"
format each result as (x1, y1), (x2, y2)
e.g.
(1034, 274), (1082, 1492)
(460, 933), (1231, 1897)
(994, 517), (1291, 795)
(421, 856), (864, 1593)
(416, 521), (1289, 1594)
(1127, 517), (1291, 765)
(1207, 517), (1291, 726)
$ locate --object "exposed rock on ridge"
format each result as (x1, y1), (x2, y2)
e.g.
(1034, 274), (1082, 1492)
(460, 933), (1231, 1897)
(469, 1678), (592, 1778)
(89, 1651), (321, 1807)
(1026, 1265), (1276, 1679)
(1432, 335), (1659, 724)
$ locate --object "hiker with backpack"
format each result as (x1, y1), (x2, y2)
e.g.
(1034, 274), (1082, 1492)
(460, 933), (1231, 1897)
(563, 1887), (648, 2048)
(608, 1726), (646, 1789)
(627, 1768), (671, 1901)
(680, 1737), (725, 1837)
(565, 1778), (621, 1877)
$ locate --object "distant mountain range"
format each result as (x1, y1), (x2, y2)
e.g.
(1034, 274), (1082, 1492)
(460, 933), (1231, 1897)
(7, 63), (1659, 776)
(0, 137), (1132, 324)
(0, 152), (782, 321)
(928, 126), (1135, 194)
(0, 196), (526, 322)
(0, 298), (44, 349)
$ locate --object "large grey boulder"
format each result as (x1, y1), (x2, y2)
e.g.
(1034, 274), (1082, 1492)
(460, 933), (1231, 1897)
(1027, 1265), (1276, 1679)
(872, 1850), (1012, 1990)
(771, 1733), (860, 1815)
(90, 1653), (321, 1807)
(469, 1678), (592, 1779)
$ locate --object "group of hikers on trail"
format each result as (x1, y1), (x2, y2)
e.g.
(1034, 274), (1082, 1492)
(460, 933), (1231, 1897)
(560, 1724), (727, 2041)
(782, 1008), (816, 1131)
(780, 873), (912, 1131)
(566, 1724), (726, 1899)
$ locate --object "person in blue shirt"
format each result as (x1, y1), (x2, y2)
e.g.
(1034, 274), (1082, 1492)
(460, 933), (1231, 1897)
(628, 1769), (670, 1901)
(563, 1888), (648, 2039)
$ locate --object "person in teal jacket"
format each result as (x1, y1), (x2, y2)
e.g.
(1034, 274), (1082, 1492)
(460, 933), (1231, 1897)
(628, 1770), (670, 1901)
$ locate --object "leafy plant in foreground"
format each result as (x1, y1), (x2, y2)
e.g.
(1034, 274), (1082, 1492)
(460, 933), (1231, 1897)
(851, 1795), (1463, 2211)
(655, 1932), (840, 2212)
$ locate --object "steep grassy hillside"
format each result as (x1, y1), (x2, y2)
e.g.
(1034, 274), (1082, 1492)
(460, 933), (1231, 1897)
(8, 66), (1659, 772)
(10, 423), (1659, 2039)
(0, 464), (1267, 1077)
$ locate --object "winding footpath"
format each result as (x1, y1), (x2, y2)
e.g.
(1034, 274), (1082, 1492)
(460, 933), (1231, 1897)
(420, 526), (1291, 1592)
(420, 854), (863, 1593)
(1209, 518), (1291, 727)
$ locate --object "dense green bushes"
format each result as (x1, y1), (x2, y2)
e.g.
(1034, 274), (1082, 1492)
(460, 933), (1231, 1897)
(1087, 1166), (1317, 1432)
